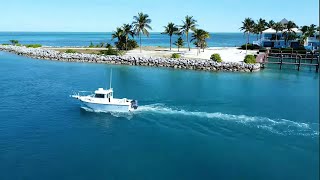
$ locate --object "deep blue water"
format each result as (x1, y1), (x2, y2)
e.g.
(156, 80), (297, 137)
(0, 52), (319, 180)
(0, 32), (257, 47)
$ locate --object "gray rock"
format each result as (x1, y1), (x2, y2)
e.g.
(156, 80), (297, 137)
(0, 45), (261, 73)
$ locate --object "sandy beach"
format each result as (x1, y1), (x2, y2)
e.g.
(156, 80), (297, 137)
(125, 47), (257, 62)
(47, 46), (258, 62)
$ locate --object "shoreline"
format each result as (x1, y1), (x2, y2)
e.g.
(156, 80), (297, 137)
(44, 46), (258, 62)
(0, 45), (261, 72)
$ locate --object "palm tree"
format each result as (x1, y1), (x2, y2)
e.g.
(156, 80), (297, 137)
(181, 16), (197, 51)
(132, 12), (152, 53)
(190, 29), (210, 55)
(111, 27), (124, 42)
(300, 25), (309, 35)
(240, 18), (255, 54)
(252, 23), (259, 40)
(267, 20), (275, 28)
(122, 24), (135, 50)
(162, 22), (179, 51)
(299, 25), (309, 45)
(273, 22), (284, 42)
(283, 21), (297, 46)
(308, 24), (317, 37)
(174, 37), (184, 52)
(257, 18), (268, 44)
(111, 27), (125, 50)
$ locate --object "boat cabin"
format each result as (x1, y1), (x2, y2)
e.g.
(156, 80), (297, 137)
(94, 88), (113, 99)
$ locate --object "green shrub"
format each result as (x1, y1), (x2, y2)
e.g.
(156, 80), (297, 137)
(258, 48), (267, 52)
(99, 47), (119, 55)
(16, 43), (22, 46)
(2, 43), (9, 45)
(171, 53), (181, 58)
(210, 53), (223, 62)
(244, 55), (256, 64)
(65, 49), (77, 53)
(25, 44), (42, 48)
(88, 42), (94, 48)
(127, 39), (138, 50)
(240, 44), (260, 50)
(115, 39), (138, 50)
(9, 40), (19, 45)
(105, 43), (113, 49)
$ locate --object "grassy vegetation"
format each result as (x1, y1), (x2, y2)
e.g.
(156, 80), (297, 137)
(1, 43), (9, 45)
(210, 53), (223, 62)
(171, 53), (181, 58)
(65, 49), (78, 53)
(244, 55), (256, 63)
(99, 47), (123, 56)
(25, 44), (42, 48)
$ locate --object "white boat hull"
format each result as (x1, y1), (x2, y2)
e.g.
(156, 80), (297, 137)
(72, 87), (138, 113)
(82, 101), (133, 112)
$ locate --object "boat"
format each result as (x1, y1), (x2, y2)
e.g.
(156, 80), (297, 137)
(71, 70), (138, 112)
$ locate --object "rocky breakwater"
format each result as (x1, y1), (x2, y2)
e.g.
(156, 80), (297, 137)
(0, 45), (260, 72)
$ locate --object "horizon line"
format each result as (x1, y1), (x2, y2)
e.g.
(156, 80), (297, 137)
(0, 31), (243, 33)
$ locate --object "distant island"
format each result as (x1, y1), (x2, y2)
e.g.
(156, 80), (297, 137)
(0, 13), (319, 72)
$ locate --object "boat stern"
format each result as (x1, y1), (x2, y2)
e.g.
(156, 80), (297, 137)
(131, 100), (138, 110)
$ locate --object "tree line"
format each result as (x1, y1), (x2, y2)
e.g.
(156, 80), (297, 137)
(240, 18), (319, 52)
(112, 12), (210, 54)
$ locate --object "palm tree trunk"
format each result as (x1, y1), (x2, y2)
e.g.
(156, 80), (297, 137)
(139, 32), (142, 53)
(170, 35), (172, 51)
(187, 32), (190, 51)
(126, 36), (128, 51)
(246, 33), (249, 54)
(275, 31), (278, 47)
(260, 32), (262, 45)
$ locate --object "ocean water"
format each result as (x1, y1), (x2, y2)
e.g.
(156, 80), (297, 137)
(0, 32), (257, 47)
(0, 52), (319, 180)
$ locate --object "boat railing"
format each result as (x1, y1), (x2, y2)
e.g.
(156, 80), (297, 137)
(72, 91), (94, 97)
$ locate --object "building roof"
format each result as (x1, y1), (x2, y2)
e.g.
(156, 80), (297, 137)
(280, 18), (289, 25)
(263, 27), (302, 33)
(282, 28), (302, 33)
(263, 28), (277, 33)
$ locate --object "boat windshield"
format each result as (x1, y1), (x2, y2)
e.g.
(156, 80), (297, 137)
(94, 94), (105, 98)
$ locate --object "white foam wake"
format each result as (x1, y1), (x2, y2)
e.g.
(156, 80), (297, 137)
(80, 104), (318, 137)
(134, 104), (319, 137)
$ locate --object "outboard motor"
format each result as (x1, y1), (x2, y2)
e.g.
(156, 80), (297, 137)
(131, 100), (138, 109)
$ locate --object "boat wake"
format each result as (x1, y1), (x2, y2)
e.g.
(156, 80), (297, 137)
(81, 104), (319, 137)
(134, 104), (319, 137)
(81, 106), (134, 119)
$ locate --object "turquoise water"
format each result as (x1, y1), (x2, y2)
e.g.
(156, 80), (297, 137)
(0, 52), (319, 179)
(0, 32), (257, 47)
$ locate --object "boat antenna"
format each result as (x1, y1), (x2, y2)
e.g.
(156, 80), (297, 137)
(109, 69), (112, 89)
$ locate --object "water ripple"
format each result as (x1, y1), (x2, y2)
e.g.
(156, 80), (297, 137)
(135, 104), (319, 137)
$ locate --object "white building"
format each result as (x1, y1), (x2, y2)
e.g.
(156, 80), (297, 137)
(253, 19), (304, 49)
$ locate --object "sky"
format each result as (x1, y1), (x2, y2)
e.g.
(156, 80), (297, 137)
(0, 0), (319, 32)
